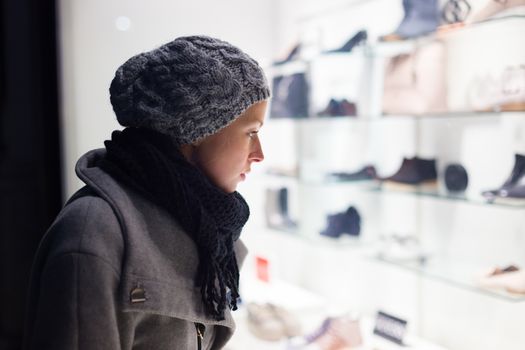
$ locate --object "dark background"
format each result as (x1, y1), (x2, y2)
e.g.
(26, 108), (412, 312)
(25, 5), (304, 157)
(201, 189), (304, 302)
(0, 0), (62, 349)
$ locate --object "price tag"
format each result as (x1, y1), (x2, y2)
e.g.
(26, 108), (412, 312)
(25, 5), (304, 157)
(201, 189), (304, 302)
(255, 255), (270, 282)
(373, 310), (408, 345)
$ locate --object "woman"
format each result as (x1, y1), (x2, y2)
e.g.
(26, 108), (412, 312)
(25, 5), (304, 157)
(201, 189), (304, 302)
(23, 35), (270, 350)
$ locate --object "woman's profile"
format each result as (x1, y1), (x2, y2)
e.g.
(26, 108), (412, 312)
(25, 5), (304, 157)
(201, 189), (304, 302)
(23, 35), (270, 350)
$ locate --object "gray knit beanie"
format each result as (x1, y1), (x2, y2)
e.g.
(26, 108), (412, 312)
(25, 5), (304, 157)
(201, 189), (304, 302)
(109, 35), (271, 145)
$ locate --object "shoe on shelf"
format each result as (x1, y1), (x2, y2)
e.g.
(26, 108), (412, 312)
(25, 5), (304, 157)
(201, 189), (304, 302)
(441, 0), (472, 24)
(468, 65), (525, 112)
(274, 43), (302, 66)
(246, 303), (286, 341)
(327, 165), (378, 182)
(498, 182), (525, 200)
(265, 187), (298, 232)
(444, 163), (469, 192)
(278, 187), (299, 229)
(488, 264), (520, 276)
(267, 304), (302, 338)
(320, 206), (361, 239)
(318, 99), (358, 117)
(467, 0), (525, 24)
(318, 99), (342, 117)
(339, 99), (357, 116)
(381, 156), (438, 187)
(270, 73), (309, 119)
(246, 303), (301, 341)
(378, 234), (428, 263)
(380, 0), (440, 41)
(323, 30), (367, 54)
(482, 153), (525, 201)
(288, 315), (362, 350)
(478, 266), (525, 295)
(500, 65), (525, 111)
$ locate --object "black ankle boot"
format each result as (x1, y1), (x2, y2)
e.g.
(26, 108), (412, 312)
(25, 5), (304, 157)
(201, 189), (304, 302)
(483, 153), (525, 199)
(381, 0), (440, 41)
(320, 206), (361, 238)
(382, 157), (437, 185)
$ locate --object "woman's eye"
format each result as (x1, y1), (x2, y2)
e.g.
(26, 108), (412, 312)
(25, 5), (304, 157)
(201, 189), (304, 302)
(248, 131), (259, 138)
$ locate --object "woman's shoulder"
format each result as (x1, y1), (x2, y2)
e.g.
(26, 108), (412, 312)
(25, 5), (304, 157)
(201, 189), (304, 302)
(42, 187), (124, 271)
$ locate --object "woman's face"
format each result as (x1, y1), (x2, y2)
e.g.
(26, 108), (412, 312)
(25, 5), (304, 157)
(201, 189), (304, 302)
(188, 100), (267, 193)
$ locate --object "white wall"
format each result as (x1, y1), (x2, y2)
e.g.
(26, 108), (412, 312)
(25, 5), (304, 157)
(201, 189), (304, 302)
(57, 0), (278, 198)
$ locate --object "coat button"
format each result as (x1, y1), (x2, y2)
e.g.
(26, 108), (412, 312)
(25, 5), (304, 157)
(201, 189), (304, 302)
(130, 284), (147, 303)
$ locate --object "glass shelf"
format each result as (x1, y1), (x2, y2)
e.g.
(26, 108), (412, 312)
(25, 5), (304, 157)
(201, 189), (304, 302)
(267, 59), (309, 74)
(269, 110), (525, 122)
(299, 12), (525, 56)
(374, 255), (525, 303)
(301, 232), (371, 248)
(368, 185), (525, 209)
(380, 110), (525, 120)
(265, 168), (300, 179)
(297, 1), (525, 28)
(260, 226), (375, 249)
(259, 228), (525, 303)
(257, 173), (525, 209)
(435, 14), (525, 37)
(265, 223), (299, 235)
(274, 16), (525, 64)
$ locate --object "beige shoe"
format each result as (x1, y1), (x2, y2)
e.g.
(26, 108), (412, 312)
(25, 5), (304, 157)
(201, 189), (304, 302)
(267, 303), (302, 337)
(246, 303), (302, 341)
(468, 0), (525, 23)
(246, 303), (286, 341)
(479, 266), (525, 295)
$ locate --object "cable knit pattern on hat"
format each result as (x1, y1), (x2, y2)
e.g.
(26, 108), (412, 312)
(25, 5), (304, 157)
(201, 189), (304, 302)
(110, 36), (271, 145)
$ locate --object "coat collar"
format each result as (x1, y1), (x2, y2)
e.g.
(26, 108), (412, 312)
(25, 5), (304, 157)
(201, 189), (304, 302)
(75, 149), (248, 331)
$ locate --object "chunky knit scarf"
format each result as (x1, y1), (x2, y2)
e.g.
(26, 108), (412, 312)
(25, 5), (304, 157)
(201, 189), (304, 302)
(100, 127), (249, 320)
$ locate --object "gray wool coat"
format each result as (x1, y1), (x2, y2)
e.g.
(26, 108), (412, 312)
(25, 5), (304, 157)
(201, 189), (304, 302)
(23, 149), (248, 350)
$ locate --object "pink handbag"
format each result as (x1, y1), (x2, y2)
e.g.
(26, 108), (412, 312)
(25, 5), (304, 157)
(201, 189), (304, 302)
(382, 41), (447, 115)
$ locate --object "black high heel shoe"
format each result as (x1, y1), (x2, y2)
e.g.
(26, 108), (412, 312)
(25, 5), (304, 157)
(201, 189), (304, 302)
(273, 43), (301, 66)
(323, 30), (367, 54)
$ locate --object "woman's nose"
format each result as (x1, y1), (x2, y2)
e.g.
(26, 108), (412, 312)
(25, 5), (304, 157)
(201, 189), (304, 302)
(249, 138), (264, 162)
